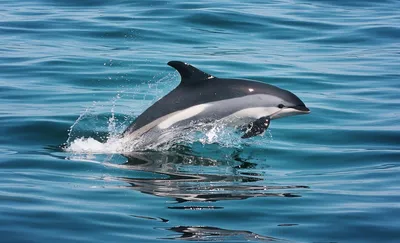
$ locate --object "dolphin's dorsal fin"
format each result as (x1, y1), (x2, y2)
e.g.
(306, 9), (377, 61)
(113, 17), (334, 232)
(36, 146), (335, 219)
(168, 61), (215, 85)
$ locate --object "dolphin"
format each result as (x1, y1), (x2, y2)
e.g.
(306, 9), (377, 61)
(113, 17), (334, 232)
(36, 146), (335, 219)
(123, 61), (310, 143)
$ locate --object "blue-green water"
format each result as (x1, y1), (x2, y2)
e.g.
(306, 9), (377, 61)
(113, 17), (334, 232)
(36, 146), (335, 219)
(1, 0), (400, 242)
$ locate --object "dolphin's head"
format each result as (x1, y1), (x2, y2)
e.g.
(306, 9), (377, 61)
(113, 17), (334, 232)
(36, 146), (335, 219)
(268, 86), (310, 119)
(236, 80), (310, 120)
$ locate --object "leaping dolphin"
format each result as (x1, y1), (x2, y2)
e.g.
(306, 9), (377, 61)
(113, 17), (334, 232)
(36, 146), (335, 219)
(123, 61), (310, 144)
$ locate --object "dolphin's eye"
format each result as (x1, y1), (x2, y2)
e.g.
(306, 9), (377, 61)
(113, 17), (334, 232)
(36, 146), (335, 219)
(278, 104), (285, 108)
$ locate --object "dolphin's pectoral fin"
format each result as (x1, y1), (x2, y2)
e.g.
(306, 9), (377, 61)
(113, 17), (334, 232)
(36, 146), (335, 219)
(241, 116), (270, 139)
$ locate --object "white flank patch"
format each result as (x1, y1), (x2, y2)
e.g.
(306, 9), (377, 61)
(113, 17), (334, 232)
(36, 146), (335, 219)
(158, 104), (211, 129)
(230, 107), (281, 119)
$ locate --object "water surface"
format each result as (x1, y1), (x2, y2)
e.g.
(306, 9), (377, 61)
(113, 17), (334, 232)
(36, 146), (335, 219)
(1, 0), (400, 242)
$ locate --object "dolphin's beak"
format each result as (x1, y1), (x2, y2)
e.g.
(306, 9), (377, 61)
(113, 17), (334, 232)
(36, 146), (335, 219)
(270, 105), (310, 120)
(293, 105), (310, 113)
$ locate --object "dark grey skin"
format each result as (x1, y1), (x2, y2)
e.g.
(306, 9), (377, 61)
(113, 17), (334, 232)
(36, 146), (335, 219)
(123, 61), (310, 141)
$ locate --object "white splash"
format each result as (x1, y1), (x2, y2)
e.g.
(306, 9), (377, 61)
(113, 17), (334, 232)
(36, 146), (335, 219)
(64, 72), (180, 154)
(66, 137), (105, 153)
(65, 119), (247, 154)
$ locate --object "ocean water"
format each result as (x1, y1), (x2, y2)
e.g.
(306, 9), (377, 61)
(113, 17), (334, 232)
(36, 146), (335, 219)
(1, 0), (400, 242)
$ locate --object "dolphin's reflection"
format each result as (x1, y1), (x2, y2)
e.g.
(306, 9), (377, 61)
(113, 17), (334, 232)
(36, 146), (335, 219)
(161, 226), (284, 242)
(119, 150), (308, 203)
